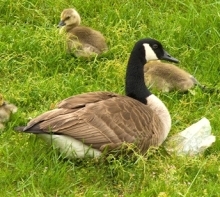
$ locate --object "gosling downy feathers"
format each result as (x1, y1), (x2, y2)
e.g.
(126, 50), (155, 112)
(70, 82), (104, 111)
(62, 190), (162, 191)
(15, 38), (179, 158)
(58, 8), (108, 58)
(0, 94), (18, 130)
(144, 60), (202, 92)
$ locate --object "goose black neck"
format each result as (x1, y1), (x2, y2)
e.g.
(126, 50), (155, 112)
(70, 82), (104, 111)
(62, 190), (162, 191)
(125, 45), (152, 104)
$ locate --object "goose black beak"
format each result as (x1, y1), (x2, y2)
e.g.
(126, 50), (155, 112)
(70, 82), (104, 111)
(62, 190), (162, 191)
(57, 21), (66, 28)
(161, 50), (179, 63)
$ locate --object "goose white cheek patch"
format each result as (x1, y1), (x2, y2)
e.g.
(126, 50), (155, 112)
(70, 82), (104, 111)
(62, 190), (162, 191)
(143, 43), (158, 61)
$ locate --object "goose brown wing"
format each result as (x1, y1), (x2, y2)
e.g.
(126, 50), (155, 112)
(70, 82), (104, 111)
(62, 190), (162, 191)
(24, 92), (163, 153)
(24, 91), (118, 128)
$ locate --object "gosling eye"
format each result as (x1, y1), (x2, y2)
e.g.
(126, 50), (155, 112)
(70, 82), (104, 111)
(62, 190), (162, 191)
(65, 16), (70, 21)
(152, 44), (158, 49)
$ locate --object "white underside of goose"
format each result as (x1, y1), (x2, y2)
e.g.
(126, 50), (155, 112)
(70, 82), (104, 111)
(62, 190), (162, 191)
(38, 134), (101, 158)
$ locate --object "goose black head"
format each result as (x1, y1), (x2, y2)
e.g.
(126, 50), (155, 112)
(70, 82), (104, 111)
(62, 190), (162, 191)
(135, 38), (179, 64)
(126, 38), (179, 104)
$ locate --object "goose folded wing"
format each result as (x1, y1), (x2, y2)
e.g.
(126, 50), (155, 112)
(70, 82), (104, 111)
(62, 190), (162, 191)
(25, 91), (118, 128)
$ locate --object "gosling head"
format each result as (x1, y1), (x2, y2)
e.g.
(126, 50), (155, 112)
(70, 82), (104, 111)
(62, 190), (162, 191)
(58, 8), (81, 28)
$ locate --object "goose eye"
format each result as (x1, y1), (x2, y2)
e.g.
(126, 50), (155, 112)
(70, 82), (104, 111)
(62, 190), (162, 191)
(65, 16), (70, 20)
(152, 44), (158, 49)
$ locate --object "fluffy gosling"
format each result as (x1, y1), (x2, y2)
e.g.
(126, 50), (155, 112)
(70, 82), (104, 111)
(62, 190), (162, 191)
(144, 60), (201, 92)
(0, 94), (18, 130)
(58, 8), (108, 58)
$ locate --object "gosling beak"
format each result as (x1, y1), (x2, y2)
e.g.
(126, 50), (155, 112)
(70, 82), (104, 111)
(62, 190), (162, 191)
(57, 20), (66, 28)
(161, 50), (179, 63)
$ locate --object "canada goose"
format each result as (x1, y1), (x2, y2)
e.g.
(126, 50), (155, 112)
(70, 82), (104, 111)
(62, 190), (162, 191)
(15, 38), (179, 158)
(144, 60), (201, 92)
(58, 8), (108, 58)
(0, 94), (18, 130)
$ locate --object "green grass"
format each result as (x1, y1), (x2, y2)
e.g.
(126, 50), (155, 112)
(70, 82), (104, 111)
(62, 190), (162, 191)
(1, 0), (220, 196)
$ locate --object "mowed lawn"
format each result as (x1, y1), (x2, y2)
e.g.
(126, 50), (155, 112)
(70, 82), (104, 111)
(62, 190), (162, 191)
(0, 0), (220, 196)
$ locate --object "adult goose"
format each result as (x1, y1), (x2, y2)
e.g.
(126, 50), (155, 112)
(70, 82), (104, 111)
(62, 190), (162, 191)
(144, 60), (200, 92)
(15, 38), (178, 158)
(58, 8), (108, 58)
